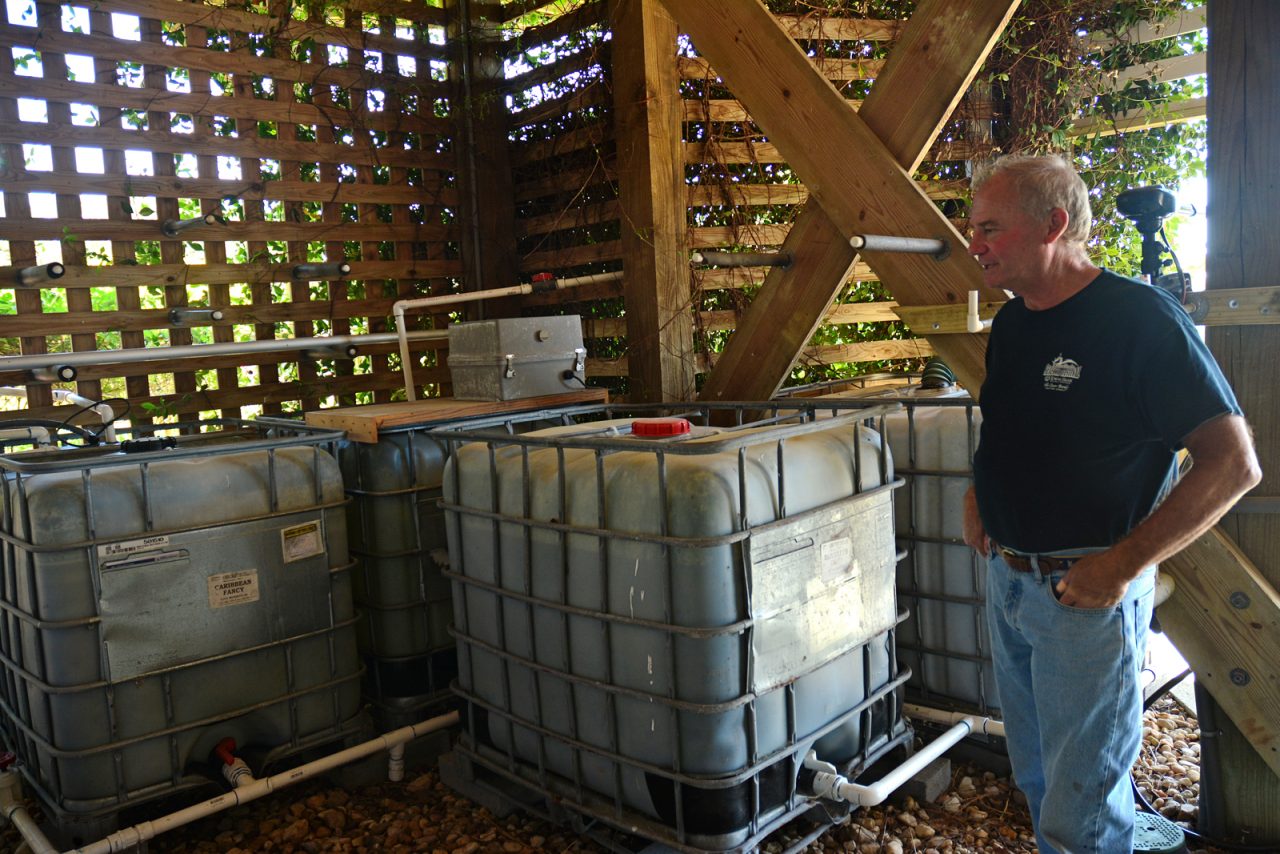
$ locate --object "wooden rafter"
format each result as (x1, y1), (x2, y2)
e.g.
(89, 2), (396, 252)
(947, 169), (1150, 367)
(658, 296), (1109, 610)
(677, 0), (1019, 402)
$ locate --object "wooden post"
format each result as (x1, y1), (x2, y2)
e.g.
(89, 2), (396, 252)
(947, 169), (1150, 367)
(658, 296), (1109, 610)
(1201, 0), (1280, 839)
(448, 0), (520, 308)
(611, 0), (695, 402)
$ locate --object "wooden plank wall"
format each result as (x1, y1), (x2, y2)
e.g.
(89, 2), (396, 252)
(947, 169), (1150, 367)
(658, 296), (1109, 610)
(0, 0), (459, 420)
(502, 3), (993, 393)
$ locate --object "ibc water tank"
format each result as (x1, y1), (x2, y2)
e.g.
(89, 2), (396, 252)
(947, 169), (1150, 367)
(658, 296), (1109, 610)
(334, 406), (594, 726)
(435, 406), (911, 851)
(0, 421), (362, 838)
(803, 388), (996, 714)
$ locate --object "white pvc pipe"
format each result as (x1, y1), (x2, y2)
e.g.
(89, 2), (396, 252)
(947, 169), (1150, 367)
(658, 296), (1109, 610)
(65, 710), (459, 854)
(0, 388), (117, 442)
(393, 270), (623, 401)
(967, 290), (993, 333)
(905, 704), (1006, 738)
(0, 772), (59, 854)
(806, 705), (1006, 808)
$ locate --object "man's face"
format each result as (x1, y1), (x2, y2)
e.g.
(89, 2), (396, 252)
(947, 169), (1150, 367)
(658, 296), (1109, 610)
(968, 175), (1048, 296)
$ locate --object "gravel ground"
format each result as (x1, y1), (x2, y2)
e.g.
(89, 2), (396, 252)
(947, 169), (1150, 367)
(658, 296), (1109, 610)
(0, 696), (1233, 853)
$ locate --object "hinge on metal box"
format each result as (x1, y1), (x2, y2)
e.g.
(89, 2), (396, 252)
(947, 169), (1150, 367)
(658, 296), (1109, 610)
(504, 354), (515, 378)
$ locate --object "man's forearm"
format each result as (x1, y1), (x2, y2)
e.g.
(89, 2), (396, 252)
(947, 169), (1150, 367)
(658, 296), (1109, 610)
(1108, 414), (1261, 578)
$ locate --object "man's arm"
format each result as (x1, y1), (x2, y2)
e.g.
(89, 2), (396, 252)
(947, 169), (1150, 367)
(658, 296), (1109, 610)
(1057, 413), (1262, 608)
(963, 485), (990, 555)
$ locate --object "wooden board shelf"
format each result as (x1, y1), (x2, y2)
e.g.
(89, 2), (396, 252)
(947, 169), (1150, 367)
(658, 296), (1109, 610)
(303, 389), (609, 443)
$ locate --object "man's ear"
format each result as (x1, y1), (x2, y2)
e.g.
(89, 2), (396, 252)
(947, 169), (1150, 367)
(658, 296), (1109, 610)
(1045, 208), (1070, 244)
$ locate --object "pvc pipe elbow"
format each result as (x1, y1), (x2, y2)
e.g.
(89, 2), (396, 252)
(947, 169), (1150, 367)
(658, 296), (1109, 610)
(967, 290), (993, 333)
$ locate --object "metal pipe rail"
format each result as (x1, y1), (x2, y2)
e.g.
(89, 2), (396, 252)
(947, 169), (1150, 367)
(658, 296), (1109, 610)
(690, 250), (792, 268)
(849, 233), (950, 259)
(0, 330), (448, 375)
(392, 270), (624, 401)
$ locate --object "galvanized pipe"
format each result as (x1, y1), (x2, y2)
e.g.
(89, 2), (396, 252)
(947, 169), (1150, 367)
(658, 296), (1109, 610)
(850, 233), (949, 258)
(690, 250), (792, 268)
(0, 330), (447, 374)
(6, 262), (66, 287)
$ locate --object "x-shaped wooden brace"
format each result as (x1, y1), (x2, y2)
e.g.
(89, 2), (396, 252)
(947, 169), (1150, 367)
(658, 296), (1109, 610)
(664, 0), (1017, 400)
(660, 0), (1280, 779)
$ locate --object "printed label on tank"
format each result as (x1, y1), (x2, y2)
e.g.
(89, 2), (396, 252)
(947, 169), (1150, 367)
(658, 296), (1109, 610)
(208, 569), (260, 608)
(820, 537), (853, 580)
(97, 534), (171, 560)
(281, 520), (324, 563)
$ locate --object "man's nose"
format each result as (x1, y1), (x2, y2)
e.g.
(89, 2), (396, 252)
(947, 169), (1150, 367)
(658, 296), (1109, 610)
(968, 235), (987, 256)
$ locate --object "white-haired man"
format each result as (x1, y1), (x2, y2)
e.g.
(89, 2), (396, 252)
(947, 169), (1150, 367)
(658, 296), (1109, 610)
(962, 154), (1260, 853)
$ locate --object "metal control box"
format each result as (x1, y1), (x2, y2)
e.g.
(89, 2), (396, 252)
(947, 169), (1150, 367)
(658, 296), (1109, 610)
(447, 316), (586, 401)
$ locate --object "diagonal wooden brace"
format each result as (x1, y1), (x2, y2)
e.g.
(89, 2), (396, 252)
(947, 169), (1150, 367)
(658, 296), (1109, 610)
(676, 0), (1019, 401)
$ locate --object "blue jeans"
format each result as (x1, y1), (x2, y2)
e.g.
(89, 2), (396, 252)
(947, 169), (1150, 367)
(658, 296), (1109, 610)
(986, 553), (1156, 854)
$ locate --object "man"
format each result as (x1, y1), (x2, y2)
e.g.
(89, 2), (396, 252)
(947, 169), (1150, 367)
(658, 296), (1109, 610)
(961, 154), (1261, 854)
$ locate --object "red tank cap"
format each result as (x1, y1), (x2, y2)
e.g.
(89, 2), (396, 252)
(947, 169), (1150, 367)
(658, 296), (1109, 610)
(531, 272), (555, 282)
(631, 418), (692, 437)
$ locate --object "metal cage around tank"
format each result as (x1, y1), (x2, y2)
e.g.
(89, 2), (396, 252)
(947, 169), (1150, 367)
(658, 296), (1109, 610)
(785, 388), (998, 719)
(0, 419), (364, 838)
(431, 402), (913, 853)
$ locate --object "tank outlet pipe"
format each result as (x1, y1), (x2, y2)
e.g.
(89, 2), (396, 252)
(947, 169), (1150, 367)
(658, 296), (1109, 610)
(212, 739), (256, 789)
(690, 250), (792, 268)
(168, 307), (225, 326)
(393, 269), (623, 401)
(904, 704), (1006, 739)
(69, 710), (459, 854)
(388, 743), (406, 782)
(292, 262), (351, 280)
(802, 714), (989, 808)
(0, 758), (59, 854)
(850, 234), (950, 259)
(28, 365), (77, 383)
(966, 290), (994, 333)
(0, 387), (116, 441)
(161, 213), (225, 238)
(0, 330), (447, 375)
(6, 262), (66, 287)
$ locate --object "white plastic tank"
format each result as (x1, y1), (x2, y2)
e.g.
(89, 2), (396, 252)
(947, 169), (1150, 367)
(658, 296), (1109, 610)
(437, 406), (911, 851)
(335, 406), (588, 725)
(0, 421), (362, 838)
(803, 386), (995, 713)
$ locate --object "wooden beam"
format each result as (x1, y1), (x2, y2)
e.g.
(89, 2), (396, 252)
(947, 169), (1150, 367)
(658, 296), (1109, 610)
(1200, 0), (1280, 836)
(447, 0), (521, 303)
(1157, 530), (1280, 779)
(683, 0), (1018, 403)
(611, 0), (695, 401)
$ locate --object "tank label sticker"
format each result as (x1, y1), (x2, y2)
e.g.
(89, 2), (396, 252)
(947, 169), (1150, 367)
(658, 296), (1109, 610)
(820, 537), (853, 580)
(281, 520), (325, 563)
(208, 569), (260, 608)
(97, 534), (171, 560)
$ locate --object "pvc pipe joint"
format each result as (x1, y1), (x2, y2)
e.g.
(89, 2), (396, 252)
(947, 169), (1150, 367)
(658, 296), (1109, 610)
(967, 290), (993, 333)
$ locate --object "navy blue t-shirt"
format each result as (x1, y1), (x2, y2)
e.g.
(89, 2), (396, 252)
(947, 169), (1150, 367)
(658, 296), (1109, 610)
(973, 269), (1240, 553)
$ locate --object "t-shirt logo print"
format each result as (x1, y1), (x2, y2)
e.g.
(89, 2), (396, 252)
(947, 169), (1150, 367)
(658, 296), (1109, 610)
(1043, 354), (1082, 392)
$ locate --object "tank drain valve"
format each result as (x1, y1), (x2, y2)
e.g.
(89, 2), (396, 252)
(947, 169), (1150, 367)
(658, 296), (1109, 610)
(799, 750), (850, 802)
(213, 738), (256, 789)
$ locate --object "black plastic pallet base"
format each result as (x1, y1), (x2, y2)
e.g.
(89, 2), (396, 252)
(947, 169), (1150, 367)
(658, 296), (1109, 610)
(437, 747), (847, 854)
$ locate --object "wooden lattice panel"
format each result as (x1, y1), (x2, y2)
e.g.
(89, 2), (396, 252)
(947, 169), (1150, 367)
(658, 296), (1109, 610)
(1, 0), (460, 421)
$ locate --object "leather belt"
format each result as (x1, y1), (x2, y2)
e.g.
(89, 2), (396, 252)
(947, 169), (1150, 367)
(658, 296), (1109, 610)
(993, 543), (1074, 575)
